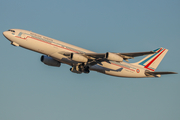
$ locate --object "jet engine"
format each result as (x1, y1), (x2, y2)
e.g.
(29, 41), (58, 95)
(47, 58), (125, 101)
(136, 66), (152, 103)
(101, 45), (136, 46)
(105, 52), (123, 62)
(70, 53), (88, 63)
(41, 55), (61, 67)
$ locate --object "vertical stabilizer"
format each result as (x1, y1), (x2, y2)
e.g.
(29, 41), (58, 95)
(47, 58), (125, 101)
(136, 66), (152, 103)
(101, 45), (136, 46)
(132, 48), (168, 71)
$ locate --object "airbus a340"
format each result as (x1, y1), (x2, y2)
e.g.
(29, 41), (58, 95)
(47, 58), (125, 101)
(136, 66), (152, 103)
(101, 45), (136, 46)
(3, 29), (177, 78)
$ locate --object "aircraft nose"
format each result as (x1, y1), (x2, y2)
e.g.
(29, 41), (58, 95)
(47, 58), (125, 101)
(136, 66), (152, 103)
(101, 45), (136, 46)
(3, 31), (8, 37)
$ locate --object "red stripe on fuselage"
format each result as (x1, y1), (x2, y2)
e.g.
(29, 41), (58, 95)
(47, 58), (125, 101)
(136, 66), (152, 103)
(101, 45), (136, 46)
(15, 35), (136, 72)
(111, 63), (135, 72)
(15, 36), (79, 53)
(145, 67), (155, 71)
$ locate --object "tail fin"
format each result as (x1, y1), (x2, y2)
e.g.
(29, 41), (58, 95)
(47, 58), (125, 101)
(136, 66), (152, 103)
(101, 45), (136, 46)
(132, 48), (168, 71)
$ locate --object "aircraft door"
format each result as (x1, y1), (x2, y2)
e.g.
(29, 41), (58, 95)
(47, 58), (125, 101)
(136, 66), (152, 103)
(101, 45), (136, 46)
(17, 32), (28, 40)
(21, 33), (28, 39)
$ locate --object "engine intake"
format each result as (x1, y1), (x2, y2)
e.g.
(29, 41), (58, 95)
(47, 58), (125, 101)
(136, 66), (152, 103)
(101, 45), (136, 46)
(41, 55), (61, 67)
(105, 52), (123, 62)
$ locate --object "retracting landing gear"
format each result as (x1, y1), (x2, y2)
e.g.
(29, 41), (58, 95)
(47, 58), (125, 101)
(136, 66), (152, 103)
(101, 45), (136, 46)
(70, 64), (90, 74)
(84, 66), (90, 73)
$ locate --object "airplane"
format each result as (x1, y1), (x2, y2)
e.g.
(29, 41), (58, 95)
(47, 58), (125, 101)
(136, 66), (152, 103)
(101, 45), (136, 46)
(3, 29), (177, 78)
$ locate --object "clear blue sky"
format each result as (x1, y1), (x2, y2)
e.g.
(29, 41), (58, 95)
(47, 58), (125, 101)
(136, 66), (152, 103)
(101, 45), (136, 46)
(0, 0), (180, 120)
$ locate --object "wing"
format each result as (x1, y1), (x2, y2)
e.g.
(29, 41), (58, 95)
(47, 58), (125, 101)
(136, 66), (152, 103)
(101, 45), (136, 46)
(61, 52), (107, 65)
(61, 50), (155, 59)
(76, 51), (155, 59)
(120, 51), (155, 58)
(59, 50), (156, 66)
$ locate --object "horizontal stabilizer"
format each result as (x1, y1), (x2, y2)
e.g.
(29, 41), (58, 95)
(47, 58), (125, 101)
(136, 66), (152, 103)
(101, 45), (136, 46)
(145, 71), (177, 77)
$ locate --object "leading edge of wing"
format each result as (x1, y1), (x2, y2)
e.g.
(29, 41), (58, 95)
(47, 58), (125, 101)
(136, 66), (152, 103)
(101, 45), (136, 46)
(61, 52), (105, 58)
(62, 51), (156, 59)
(119, 51), (156, 58)
(59, 50), (156, 63)
(82, 51), (156, 58)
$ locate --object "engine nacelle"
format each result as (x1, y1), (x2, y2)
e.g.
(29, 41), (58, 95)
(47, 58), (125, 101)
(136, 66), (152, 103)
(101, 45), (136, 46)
(70, 53), (88, 63)
(41, 55), (61, 67)
(105, 52), (123, 62)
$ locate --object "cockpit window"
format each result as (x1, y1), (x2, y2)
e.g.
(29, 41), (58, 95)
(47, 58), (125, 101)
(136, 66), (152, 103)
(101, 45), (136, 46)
(8, 29), (15, 32)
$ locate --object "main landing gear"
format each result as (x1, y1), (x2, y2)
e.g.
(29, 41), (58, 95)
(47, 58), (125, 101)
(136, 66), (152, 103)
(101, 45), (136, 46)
(70, 64), (90, 74)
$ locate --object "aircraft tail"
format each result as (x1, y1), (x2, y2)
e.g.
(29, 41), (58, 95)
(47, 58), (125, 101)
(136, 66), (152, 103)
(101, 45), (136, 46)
(132, 48), (168, 71)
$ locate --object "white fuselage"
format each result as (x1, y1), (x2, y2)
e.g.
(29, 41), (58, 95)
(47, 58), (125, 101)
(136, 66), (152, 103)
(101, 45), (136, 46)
(3, 29), (148, 78)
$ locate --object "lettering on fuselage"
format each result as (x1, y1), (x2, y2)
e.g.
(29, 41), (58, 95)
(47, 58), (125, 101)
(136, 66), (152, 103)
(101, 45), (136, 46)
(30, 33), (53, 44)
(18, 32), (84, 53)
